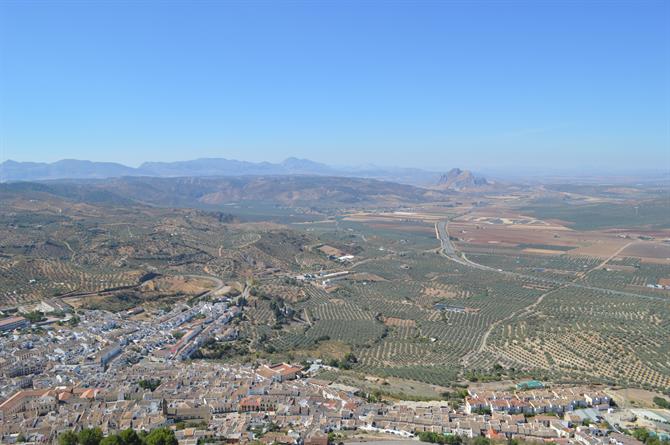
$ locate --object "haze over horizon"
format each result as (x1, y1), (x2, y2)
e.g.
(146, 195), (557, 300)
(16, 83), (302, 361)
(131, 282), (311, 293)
(1, 1), (669, 173)
(1, 156), (668, 179)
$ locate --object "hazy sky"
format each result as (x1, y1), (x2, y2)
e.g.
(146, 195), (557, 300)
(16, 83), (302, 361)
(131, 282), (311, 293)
(1, 1), (668, 172)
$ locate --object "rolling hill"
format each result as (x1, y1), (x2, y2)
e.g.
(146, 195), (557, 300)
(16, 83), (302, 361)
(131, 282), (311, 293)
(0, 175), (451, 210)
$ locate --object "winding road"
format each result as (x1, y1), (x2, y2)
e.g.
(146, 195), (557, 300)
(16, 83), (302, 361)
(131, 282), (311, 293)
(435, 221), (667, 302)
(434, 220), (667, 365)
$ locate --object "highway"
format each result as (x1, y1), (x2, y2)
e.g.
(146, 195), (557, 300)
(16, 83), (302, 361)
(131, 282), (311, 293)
(437, 219), (667, 366)
(434, 221), (667, 302)
(435, 221), (493, 270)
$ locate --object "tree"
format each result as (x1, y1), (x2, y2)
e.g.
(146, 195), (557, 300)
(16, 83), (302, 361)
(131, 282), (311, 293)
(78, 428), (103, 445)
(367, 389), (383, 403)
(417, 432), (462, 445)
(138, 378), (161, 391)
(418, 432), (439, 443)
(446, 435), (462, 445)
(59, 431), (79, 445)
(119, 429), (142, 445)
(632, 429), (650, 443)
(100, 436), (123, 445)
(472, 407), (492, 415)
(24, 311), (45, 323)
(144, 428), (178, 445)
(343, 352), (358, 364)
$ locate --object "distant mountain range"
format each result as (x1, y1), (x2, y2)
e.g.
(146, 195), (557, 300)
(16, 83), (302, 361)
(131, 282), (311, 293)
(0, 157), (487, 188)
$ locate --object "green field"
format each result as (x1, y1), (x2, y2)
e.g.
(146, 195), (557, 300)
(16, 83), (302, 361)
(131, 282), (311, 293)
(520, 198), (670, 230)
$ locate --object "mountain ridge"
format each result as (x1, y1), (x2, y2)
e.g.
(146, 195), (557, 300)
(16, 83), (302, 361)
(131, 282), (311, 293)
(0, 157), (458, 186)
(0, 175), (452, 210)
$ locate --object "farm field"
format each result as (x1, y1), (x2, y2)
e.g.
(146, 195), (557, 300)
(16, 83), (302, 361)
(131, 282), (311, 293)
(269, 190), (670, 390)
(263, 232), (668, 389)
(1, 178), (669, 393)
(485, 286), (670, 389)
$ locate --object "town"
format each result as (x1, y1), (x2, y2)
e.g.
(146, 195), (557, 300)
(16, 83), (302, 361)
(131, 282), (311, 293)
(2, 0), (669, 444)
(1, 304), (669, 445)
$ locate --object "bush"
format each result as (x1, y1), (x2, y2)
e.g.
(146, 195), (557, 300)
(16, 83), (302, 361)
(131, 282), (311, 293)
(78, 428), (103, 445)
(58, 427), (177, 445)
(417, 432), (462, 445)
(100, 436), (123, 445)
(24, 310), (45, 323)
(59, 431), (78, 445)
(138, 378), (161, 391)
(119, 429), (142, 445)
(144, 428), (178, 445)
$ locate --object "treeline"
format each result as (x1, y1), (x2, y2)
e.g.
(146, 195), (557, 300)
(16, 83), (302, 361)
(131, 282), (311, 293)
(419, 431), (669, 445)
(418, 433), (559, 445)
(327, 352), (358, 370)
(59, 427), (177, 445)
(631, 428), (670, 445)
(192, 336), (249, 359)
(417, 432), (508, 445)
(249, 288), (294, 327)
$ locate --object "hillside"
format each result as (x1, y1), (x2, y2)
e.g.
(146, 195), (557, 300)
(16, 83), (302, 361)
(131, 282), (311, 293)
(1, 158), (447, 186)
(0, 175), (450, 210)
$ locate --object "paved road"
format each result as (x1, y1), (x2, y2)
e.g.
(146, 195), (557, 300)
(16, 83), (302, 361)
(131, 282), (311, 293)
(435, 221), (486, 269)
(437, 220), (666, 366)
(435, 221), (667, 302)
(183, 274), (225, 297)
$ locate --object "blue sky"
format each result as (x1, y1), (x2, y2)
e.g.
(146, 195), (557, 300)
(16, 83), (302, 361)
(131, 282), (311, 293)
(1, 1), (668, 173)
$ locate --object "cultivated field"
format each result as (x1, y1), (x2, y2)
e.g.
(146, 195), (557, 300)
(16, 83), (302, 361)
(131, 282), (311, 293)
(2, 179), (668, 392)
